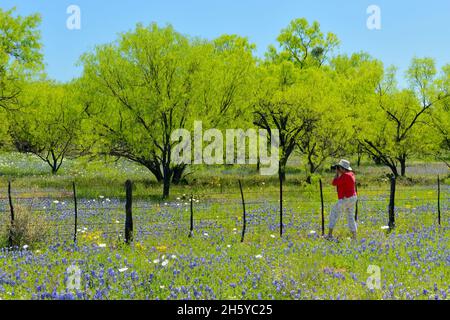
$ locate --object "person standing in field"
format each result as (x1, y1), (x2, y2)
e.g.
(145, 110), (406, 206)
(326, 159), (358, 240)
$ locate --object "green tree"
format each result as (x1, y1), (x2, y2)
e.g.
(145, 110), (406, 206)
(267, 18), (339, 68)
(431, 103), (450, 167)
(360, 58), (450, 177)
(0, 7), (42, 145)
(80, 24), (255, 198)
(294, 68), (350, 183)
(254, 18), (339, 181)
(0, 7), (42, 108)
(195, 34), (256, 129)
(330, 53), (384, 166)
(8, 81), (84, 173)
(430, 64), (450, 167)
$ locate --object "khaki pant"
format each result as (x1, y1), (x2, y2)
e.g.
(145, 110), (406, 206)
(328, 196), (358, 232)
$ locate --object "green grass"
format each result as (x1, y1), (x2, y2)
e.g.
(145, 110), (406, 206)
(0, 152), (448, 200)
(0, 152), (448, 300)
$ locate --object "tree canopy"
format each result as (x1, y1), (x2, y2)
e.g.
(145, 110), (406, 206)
(79, 23), (255, 197)
(0, 12), (448, 197)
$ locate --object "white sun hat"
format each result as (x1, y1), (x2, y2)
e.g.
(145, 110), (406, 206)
(336, 159), (353, 171)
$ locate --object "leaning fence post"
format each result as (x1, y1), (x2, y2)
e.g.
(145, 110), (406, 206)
(319, 179), (325, 236)
(354, 184), (359, 222)
(437, 175), (441, 226)
(279, 166), (283, 237)
(125, 180), (133, 244)
(8, 180), (14, 248)
(73, 182), (78, 244)
(388, 176), (396, 231)
(238, 180), (246, 243)
(188, 194), (194, 238)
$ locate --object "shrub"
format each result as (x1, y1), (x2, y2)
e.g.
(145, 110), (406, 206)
(0, 205), (49, 249)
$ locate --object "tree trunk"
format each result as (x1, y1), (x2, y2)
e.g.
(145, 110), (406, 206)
(50, 152), (59, 175)
(398, 155), (407, 177)
(279, 157), (287, 182)
(357, 144), (362, 167)
(306, 175), (312, 184)
(162, 164), (171, 199)
(305, 153), (316, 185)
(172, 164), (187, 184)
(372, 155), (382, 165)
(143, 161), (164, 182)
(390, 164), (399, 178)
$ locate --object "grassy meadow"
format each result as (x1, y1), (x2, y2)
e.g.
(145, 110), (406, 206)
(0, 152), (448, 300)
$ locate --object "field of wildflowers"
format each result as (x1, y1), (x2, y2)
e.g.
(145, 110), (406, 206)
(0, 181), (448, 300)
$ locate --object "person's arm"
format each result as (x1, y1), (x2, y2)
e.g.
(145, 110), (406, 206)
(332, 170), (341, 186)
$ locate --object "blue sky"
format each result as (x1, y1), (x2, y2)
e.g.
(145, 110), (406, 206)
(2, 0), (450, 84)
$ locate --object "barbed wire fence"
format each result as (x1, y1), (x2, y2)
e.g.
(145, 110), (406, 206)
(0, 176), (448, 246)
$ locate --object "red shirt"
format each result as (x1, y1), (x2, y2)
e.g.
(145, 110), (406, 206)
(332, 172), (357, 199)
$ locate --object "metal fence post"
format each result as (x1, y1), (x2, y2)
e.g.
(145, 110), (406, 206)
(238, 180), (246, 243)
(388, 176), (396, 231)
(188, 194), (194, 238)
(125, 180), (133, 244)
(73, 182), (78, 244)
(319, 179), (325, 236)
(8, 180), (14, 247)
(437, 175), (441, 226)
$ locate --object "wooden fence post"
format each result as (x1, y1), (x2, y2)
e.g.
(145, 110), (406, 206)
(354, 184), (359, 222)
(188, 194), (194, 238)
(388, 176), (396, 231)
(125, 180), (133, 244)
(319, 179), (325, 236)
(8, 180), (14, 248)
(73, 182), (78, 244)
(279, 166), (283, 237)
(238, 180), (246, 243)
(437, 175), (441, 226)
